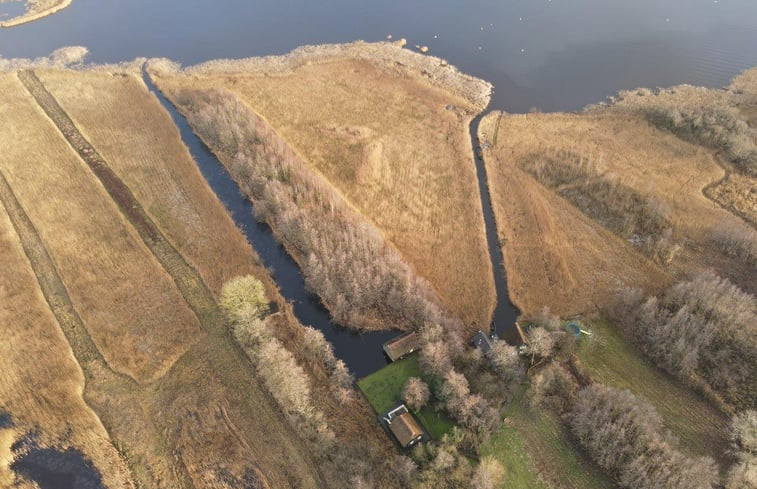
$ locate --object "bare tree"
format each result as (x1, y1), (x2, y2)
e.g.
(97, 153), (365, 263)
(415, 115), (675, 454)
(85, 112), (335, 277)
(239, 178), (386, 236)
(471, 457), (505, 489)
(402, 377), (431, 411)
(524, 326), (555, 366)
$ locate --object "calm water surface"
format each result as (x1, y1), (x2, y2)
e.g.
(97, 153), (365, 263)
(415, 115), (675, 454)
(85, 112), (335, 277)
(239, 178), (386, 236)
(2, 0), (757, 111)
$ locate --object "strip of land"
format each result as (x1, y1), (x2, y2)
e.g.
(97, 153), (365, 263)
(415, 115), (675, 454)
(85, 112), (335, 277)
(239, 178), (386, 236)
(151, 41), (497, 333)
(0, 68), (328, 489)
(0, 0), (72, 28)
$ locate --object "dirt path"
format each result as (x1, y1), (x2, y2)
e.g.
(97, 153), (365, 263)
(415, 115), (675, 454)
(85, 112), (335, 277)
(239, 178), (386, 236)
(17, 69), (218, 327)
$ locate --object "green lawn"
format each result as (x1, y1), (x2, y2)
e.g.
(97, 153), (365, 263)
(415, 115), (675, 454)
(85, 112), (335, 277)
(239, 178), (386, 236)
(357, 354), (455, 439)
(577, 319), (730, 465)
(482, 389), (615, 489)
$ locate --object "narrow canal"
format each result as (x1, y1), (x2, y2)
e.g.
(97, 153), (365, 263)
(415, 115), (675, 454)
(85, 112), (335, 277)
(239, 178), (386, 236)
(142, 71), (398, 379)
(469, 113), (521, 344)
(143, 70), (517, 379)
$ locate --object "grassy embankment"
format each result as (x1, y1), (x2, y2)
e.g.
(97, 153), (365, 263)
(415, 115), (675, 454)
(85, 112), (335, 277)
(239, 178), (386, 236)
(0, 69), (329, 489)
(357, 355), (455, 440)
(0, 0), (72, 28)
(481, 388), (616, 489)
(151, 41), (496, 334)
(578, 320), (731, 465)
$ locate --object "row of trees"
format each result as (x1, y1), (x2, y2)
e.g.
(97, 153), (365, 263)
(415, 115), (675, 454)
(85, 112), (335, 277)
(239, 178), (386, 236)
(610, 271), (757, 411)
(176, 88), (460, 333)
(221, 276), (334, 444)
(571, 384), (719, 489)
(521, 150), (675, 262)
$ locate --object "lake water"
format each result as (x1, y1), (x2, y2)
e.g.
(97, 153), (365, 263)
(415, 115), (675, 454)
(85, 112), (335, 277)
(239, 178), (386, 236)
(2, 0), (757, 112)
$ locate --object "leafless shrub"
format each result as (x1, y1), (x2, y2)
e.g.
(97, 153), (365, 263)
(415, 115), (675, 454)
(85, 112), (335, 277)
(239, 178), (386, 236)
(571, 384), (719, 489)
(711, 222), (757, 269)
(646, 105), (757, 176)
(610, 272), (757, 411)
(531, 363), (579, 414)
(221, 276), (334, 444)
(487, 339), (525, 390)
(523, 326), (555, 366)
(402, 377), (431, 411)
(471, 456), (505, 489)
(174, 88), (462, 333)
(520, 150), (675, 261)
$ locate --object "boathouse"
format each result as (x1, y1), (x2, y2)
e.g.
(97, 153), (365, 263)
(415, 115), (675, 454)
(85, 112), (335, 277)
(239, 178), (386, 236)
(383, 331), (421, 362)
(383, 404), (425, 448)
(470, 330), (493, 354)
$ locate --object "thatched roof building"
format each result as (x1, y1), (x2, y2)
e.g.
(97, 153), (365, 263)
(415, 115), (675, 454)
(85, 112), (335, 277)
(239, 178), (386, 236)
(383, 331), (421, 362)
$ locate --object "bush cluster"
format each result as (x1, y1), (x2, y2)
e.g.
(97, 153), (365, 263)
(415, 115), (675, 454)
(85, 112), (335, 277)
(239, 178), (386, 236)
(610, 271), (757, 411)
(571, 384), (719, 489)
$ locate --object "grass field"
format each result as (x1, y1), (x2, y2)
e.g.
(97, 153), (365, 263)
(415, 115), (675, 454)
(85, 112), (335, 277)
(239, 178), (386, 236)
(0, 68), (329, 488)
(0, 73), (201, 383)
(577, 319), (731, 466)
(153, 42), (497, 333)
(0, 194), (133, 489)
(482, 389), (616, 489)
(358, 355), (455, 440)
(479, 100), (754, 317)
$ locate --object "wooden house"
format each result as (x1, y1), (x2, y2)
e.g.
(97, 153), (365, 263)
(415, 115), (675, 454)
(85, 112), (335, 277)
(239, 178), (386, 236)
(383, 404), (424, 448)
(383, 331), (421, 362)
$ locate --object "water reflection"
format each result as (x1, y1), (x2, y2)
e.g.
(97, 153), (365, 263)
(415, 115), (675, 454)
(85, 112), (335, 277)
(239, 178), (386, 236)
(1, 0), (756, 112)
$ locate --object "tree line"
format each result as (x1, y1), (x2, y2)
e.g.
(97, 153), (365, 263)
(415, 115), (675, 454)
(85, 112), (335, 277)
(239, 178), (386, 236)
(174, 88), (460, 333)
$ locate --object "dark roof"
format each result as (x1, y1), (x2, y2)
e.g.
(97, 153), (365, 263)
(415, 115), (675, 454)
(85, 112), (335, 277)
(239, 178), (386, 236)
(389, 411), (424, 447)
(383, 331), (421, 362)
(471, 330), (493, 354)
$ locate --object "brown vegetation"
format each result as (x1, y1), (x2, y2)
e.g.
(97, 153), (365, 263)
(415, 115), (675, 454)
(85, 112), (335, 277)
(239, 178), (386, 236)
(602, 68), (757, 225)
(0, 188), (133, 489)
(479, 112), (667, 316)
(0, 72), (200, 383)
(479, 72), (756, 317)
(0, 66), (330, 488)
(150, 40), (496, 332)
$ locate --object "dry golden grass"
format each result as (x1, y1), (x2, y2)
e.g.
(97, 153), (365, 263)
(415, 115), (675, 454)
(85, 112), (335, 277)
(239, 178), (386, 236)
(606, 69), (757, 226)
(0, 200), (133, 489)
(479, 112), (668, 316)
(480, 99), (754, 315)
(0, 73), (200, 383)
(154, 43), (496, 332)
(0, 0), (72, 27)
(35, 69), (258, 296)
(0, 65), (379, 488)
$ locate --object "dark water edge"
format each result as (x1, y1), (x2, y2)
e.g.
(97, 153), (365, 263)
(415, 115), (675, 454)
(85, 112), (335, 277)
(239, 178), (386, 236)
(141, 71), (398, 379)
(11, 445), (105, 489)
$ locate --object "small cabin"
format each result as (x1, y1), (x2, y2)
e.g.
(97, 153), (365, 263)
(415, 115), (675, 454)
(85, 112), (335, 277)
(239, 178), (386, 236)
(383, 331), (421, 362)
(470, 330), (493, 354)
(383, 404), (425, 448)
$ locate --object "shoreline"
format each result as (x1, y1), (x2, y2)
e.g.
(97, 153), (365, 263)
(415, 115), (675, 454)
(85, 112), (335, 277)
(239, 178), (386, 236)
(0, 0), (72, 28)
